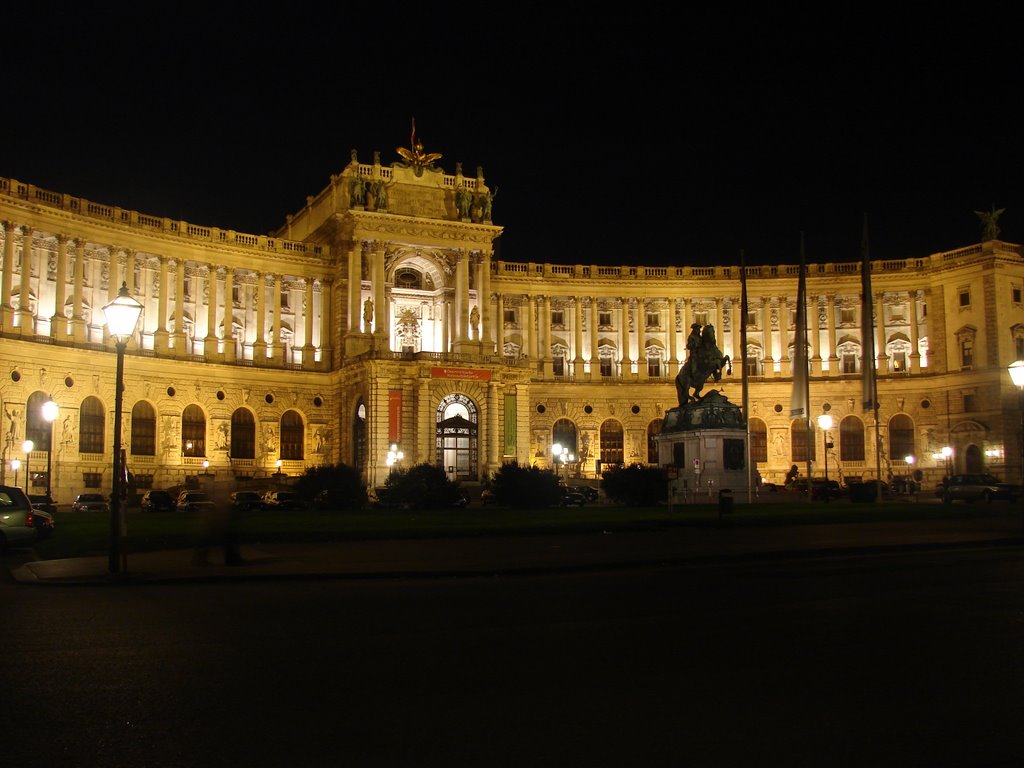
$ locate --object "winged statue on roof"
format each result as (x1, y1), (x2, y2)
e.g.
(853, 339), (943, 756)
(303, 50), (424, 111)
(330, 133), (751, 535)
(396, 118), (442, 175)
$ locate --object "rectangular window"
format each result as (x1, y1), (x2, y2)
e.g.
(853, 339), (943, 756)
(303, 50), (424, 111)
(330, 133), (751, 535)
(134, 474), (154, 490)
(553, 355), (565, 376)
(600, 356), (613, 377)
(843, 353), (858, 374)
(599, 311), (612, 327)
(551, 310), (564, 327)
(1014, 286), (1023, 304)
(83, 472), (102, 489)
(280, 290), (289, 309)
(648, 357), (661, 377)
(503, 308), (516, 325)
(959, 288), (971, 308)
(963, 393), (976, 412)
(1016, 336), (1024, 360)
(746, 311), (758, 328)
(746, 358), (761, 377)
(646, 312), (659, 329)
(841, 308), (855, 324)
(892, 351), (907, 372)
(232, 285), (240, 305)
(961, 338), (973, 368)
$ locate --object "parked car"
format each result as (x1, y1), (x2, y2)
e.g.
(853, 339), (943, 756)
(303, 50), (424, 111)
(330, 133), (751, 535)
(936, 473), (1021, 504)
(72, 493), (109, 513)
(261, 491), (305, 511)
(140, 489), (176, 513)
(31, 508), (55, 538)
(569, 485), (599, 502)
(0, 484), (42, 551)
(29, 493), (58, 515)
(175, 491), (216, 513)
(558, 490), (587, 507)
(230, 491), (264, 512)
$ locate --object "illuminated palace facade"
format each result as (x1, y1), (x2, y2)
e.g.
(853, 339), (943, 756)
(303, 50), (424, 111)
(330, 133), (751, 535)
(2, 143), (1024, 505)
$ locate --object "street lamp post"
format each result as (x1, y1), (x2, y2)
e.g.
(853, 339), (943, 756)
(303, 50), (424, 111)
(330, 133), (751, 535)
(42, 399), (58, 499)
(941, 445), (953, 480)
(102, 281), (144, 575)
(1007, 361), (1024, 486)
(552, 442), (574, 483)
(817, 414), (833, 503)
(905, 454), (916, 498)
(21, 439), (33, 494)
(386, 443), (404, 475)
(11, 458), (20, 488)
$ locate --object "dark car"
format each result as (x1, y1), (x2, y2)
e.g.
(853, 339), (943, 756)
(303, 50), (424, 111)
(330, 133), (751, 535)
(72, 493), (109, 513)
(558, 490), (587, 507)
(569, 486), (599, 502)
(140, 489), (176, 513)
(230, 491), (264, 512)
(29, 493), (58, 515)
(936, 473), (1021, 504)
(0, 484), (42, 550)
(261, 491), (305, 511)
(175, 491), (216, 513)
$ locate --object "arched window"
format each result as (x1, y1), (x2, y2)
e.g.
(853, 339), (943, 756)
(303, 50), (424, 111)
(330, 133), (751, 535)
(790, 419), (815, 463)
(182, 405), (206, 457)
(749, 418), (768, 463)
(353, 401), (367, 469)
(25, 391), (51, 450)
(647, 419), (662, 464)
(600, 419), (624, 467)
(79, 396), (105, 454)
(552, 418), (578, 458)
(280, 410), (304, 460)
(230, 408), (255, 459)
(840, 416), (865, 461)
(131, 401), (156, 456)
(435, 394), (478, 480)
(888, 414), (914, 462)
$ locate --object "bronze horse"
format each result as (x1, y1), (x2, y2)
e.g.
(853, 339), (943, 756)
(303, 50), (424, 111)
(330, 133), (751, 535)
(675, 325), (732, 406)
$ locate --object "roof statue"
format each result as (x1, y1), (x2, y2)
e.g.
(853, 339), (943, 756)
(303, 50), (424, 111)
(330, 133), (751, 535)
(396, 118), (442, 176)
(975, 204), (1005, 241)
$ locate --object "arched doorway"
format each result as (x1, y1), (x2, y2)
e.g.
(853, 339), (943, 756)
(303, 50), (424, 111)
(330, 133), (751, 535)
(436, 394), (478, 480)
(965, 443), (983, 473)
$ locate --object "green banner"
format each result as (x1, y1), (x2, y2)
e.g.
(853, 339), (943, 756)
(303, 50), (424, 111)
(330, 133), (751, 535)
(504, 393), (516, 456)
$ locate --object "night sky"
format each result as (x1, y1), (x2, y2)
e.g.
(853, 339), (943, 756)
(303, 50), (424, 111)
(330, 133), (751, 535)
(4, 6), (1021, 268)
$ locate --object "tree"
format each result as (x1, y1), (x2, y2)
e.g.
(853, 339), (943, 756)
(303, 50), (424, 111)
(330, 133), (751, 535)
(294, 463), (367, 510)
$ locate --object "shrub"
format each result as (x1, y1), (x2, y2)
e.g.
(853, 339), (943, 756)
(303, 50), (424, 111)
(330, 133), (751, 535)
(601, 464), (668, 506)
(384, 463), (466, 509)
(490, 461), (562, 508)
(294, 463), (368, 510)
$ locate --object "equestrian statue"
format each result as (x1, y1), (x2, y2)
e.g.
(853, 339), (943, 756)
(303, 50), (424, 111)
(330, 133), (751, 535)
(675, 322), (732, 407)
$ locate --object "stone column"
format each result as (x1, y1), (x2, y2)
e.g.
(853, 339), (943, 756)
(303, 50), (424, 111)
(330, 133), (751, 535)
(541, 294), (553, 378)
(303, 278), (315, 366)
(730, 297), (741, 364)
(52, 234), (69, 339)
(811, 295), (822, 375)
(826, 294), (838, 375)
(527, 295), (538, 360)
(778, 295), (789, 376)
(71, 241), (86, 343)
(573, 297), (584, 377)
(496, 293), (505, 356)
(253, 271), (267, 361)
(223, 268), (236, 362)
(682, 298), (691, 362)
(487, 379), (500, 475)
(102, 246), (121, 347)
(620, 297), (631, 377)
(205, 264), (219, 358)
(637, 297), (648, 380)
(762, 298), (773, 376)
(172, 259), (186, 356)
(590, 299), (599, 375)
(372, 244), (387, 348)
(875, 292), (888, 371)
(347, 245), (361, 338)
(1, 221), (14, 330)
(18, 226), (33, 336)
(909, 290), (921, 373)
(271, 273), (284, 364)
(668, 298), (678, 365)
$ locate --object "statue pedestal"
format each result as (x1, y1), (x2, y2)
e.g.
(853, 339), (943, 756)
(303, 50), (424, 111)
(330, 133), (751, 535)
(656, 391), (751, 503)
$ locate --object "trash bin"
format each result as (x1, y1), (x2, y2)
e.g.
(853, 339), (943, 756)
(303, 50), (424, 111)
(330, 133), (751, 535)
(718, 488), (734, 514)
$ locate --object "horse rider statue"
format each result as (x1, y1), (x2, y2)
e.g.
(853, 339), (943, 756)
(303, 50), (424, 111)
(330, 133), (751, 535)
(675, 323), (732, 406)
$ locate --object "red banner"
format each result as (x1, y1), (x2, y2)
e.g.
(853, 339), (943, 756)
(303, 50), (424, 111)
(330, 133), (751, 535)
(431, 367), (492, 381)
(389, 390), (402, 443)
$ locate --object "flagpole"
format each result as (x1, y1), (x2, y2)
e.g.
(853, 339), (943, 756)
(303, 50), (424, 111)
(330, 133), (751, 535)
(740, 250), (751, 502)
(800, 234), (812, 500)
(861, 214), (882, 502)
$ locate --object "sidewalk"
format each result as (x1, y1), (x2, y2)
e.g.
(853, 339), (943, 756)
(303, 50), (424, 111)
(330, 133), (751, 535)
(10, 514), (1024, 585)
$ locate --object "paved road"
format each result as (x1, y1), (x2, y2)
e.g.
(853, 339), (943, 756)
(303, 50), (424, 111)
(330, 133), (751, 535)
(9, 513), (1024, 585)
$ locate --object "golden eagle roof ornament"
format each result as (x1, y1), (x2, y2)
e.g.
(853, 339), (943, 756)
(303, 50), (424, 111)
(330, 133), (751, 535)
(396, 118), (442, 176)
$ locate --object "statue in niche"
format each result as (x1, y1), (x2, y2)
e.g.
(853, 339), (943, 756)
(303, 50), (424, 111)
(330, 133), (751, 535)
(470, 305), (480, 334)
(363, 298), (374, 330)
(350, 177), (366, 207)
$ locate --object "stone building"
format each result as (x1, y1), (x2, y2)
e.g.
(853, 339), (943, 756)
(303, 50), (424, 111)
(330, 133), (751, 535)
(2, 138), (1023, 505)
